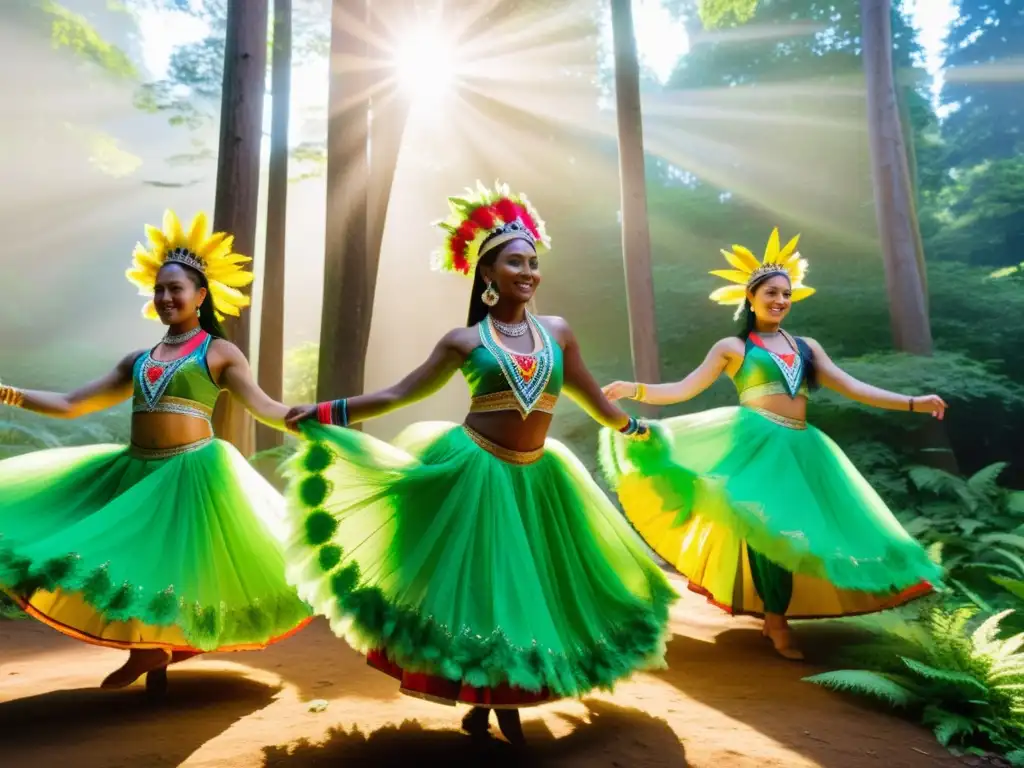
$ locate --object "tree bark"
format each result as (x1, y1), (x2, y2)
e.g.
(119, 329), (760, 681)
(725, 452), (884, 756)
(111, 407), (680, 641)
(860, 0), (932, 354)
(366, 0), (410, 323)
(256, 0), (292, 452)
(610, 0), (661, 409)
(211, 0), (269, 457)
(317, 0), (371, 408)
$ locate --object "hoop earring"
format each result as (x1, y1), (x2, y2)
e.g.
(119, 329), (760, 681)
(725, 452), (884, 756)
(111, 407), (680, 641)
(482, 282), (499, 307)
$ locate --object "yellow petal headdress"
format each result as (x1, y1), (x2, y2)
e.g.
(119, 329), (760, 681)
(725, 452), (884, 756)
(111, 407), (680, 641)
(125, 210), (254, 321)
(709, 227), (816, 318)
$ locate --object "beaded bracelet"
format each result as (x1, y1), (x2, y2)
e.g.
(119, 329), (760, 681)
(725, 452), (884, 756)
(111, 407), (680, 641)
(619, 416), (650, 440)
(0, 385), (24, 408)
(316, 398), (348, 427)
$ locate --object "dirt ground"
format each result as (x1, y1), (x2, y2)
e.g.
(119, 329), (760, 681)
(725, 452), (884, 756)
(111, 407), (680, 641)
(0, 576), (963, 768)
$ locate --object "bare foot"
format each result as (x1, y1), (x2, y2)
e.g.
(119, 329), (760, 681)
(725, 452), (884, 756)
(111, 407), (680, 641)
(461, 707), (491, 738)
(100, 649), (172, 689)
(762, 623), (804, 661)
(495, 709), (526, 746)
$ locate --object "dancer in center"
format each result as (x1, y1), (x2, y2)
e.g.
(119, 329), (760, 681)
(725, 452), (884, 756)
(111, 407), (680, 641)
(283, 182), (675, 744)
(601, 228), (946, 660)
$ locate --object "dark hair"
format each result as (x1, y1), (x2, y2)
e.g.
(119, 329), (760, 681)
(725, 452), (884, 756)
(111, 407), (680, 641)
(466, 235), (534, 327)
(736, 270), (818, 389)
(158, 261), (226, 338)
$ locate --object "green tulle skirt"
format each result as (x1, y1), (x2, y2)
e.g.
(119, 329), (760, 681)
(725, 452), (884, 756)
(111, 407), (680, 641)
(0, 439), (312, 652)
(600, 407), (942, 619)
(285, 421), (677, 707)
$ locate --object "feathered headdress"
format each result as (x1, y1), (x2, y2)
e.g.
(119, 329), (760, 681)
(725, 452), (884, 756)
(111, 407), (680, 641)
(125, 210), (254, 321)
(432, 181), (551, 276)
(709, 228), (815, 318)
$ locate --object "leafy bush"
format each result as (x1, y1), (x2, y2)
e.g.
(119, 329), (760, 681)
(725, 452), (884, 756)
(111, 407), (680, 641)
(805, 607), (1024, 760)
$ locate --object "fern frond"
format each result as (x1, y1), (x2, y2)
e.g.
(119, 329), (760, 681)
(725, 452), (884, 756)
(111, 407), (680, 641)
(967, 462), (1008, 499)
(902, 657), (989, 694)
(803, 670), (919, 708)
(973, 609), (1015, 650)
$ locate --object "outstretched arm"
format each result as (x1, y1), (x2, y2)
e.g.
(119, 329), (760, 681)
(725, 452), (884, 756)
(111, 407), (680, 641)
(804, 337), (947, 418)
(603, 339), (735, 406)
(286, 330), (466, 429)
(559, 320), (633, 431)
(0, 351), (140, 419)
(214, 341), (291, 431)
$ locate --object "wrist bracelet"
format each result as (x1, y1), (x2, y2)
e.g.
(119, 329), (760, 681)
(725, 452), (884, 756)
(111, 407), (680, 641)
(634, 383), (647, 402)
(0, 385), (24, 408)
(317, 399), (349, 427)
(619, 416), (639, 435)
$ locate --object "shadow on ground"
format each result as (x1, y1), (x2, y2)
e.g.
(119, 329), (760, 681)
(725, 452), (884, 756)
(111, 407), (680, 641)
(262, 699), (688, 768)
(0, 670), (279, 768)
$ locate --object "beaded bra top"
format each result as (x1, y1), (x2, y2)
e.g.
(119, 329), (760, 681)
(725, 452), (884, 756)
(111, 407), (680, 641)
(462, 314), (564, 419)
(132, 332), (220, 424)
(732, 333), (810, 404)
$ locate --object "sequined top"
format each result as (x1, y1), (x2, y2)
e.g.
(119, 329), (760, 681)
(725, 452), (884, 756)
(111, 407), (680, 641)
(462, 314), (564, 418)
(132, 333), (220, 424)
(732, 333), (810, 404)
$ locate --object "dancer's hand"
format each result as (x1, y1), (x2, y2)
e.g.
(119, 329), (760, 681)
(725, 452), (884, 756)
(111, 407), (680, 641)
(284, 404), (317, 431)
(912, 394), (947, 420)
(602, 381), (638, 402)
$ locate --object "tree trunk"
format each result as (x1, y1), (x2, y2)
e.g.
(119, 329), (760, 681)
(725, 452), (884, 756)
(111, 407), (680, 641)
(211, 0), (269, 457)
(317, 0), (371, 409)
(862, 0), (956, 471)
(860, 0), (931, 354)
(610, 0), (661, 409)
(366, 0), (410, 301)
(256, 0), (292, 452)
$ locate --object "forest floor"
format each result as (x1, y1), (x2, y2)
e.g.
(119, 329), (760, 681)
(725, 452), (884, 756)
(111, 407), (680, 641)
(0, 575), (972, 768)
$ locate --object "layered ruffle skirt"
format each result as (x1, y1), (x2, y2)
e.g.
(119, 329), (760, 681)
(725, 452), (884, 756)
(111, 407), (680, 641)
(285, 421), (676, 707)
(0, 439), (312, 652)
(601, 407), (942, 619)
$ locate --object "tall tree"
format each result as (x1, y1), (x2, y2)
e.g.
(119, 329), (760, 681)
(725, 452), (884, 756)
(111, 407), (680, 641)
(317, 0), (411, 407)
(610, 0), (661, 402)
(256, 0), (292, 451)
(317, 0), (371, 405)
(211, 0), (269, 455)
(860, 0), (931, 354)
(942, 0), (1024, 167)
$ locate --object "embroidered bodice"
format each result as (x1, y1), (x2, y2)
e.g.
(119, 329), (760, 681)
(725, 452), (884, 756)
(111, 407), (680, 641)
(462, 314), (564, 418)
(732, 333), (810, 404)
(132, 333), (220, 424)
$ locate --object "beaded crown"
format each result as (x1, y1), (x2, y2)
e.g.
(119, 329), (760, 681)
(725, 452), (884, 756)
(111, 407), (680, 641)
(709, 227), (816, 318)
(432, 181), (551, 276)
(125, 210), (254, 321)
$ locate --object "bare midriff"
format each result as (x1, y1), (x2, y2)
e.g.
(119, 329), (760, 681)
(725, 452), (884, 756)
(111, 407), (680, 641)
(131, 412), (214, 449)
(463, 409), (552, 453)
(742, 392), (808, 422)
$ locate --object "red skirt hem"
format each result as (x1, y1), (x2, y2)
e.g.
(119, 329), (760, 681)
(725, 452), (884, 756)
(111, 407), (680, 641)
(366, 648), (554, 708)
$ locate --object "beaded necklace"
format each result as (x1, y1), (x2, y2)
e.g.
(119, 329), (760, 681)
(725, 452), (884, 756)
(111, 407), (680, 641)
(478, 313), (555, 415)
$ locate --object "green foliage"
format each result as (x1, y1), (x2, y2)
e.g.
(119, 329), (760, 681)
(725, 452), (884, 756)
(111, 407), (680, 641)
(926, 157), (1024, 268)
(805, 607), (1024, 756)
(284, 342), (320, 405)
(893, 462), (1024, 610)
(39, 0), (137, 79)
(694, 0), (759, 27)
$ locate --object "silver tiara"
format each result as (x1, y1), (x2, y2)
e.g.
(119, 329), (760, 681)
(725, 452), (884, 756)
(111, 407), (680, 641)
(491, 217), (536, 243)
(747, 263), (789, 285)
(166, 247), (206, 274)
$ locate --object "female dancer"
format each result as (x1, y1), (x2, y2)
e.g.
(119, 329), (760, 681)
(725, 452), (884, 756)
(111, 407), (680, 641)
(283, 182), (674, 744)
(0, 210), (311, 690)
(601, 229), (946, 660)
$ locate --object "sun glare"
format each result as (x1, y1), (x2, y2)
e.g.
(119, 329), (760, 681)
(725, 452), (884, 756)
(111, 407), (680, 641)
(392, 25), (458, 99)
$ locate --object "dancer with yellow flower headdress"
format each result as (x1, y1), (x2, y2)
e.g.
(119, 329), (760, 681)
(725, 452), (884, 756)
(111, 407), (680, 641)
(282, 182), (675, 744)
(600, 229), (946, 660)
(0, 211), (311, 691)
